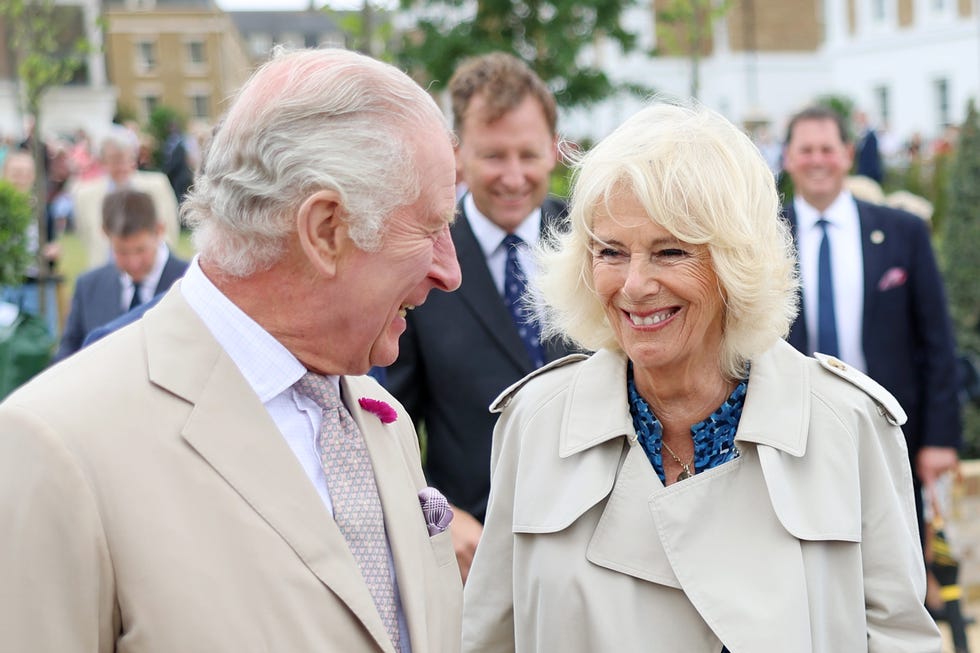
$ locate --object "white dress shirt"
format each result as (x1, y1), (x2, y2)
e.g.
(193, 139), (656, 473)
(180, 257), (412, 650)
(120, 241), (170, 311)
(794, 191), (867, 372)
(463, 192), (542, 294)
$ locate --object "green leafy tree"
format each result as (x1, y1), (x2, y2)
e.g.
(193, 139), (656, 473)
(942, 100), (980, 455)
(326, 4), (394, 60)
(147, 105), (187, 170)
(0, 0), (91, 320)
(395, 0), (643, 108)
(0, 181), (33, 287)
(655, 0), (731, 99)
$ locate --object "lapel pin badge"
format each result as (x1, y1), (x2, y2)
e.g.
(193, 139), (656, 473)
(870, 229), (885, 244)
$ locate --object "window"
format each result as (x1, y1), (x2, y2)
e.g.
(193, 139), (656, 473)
(136, 41), (157, 73)
(934, 77), (950, 130)
(141, 95), (159, 121)
(189, 94), (210, 120)
(874, 85), (890, 126)
(187, 40), (206, 66)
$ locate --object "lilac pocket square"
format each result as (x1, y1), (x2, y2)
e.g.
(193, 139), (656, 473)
(418, 487), (453, 536)
(878, 267), (908, 291)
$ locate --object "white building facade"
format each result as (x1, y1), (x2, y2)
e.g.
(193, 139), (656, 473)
(561, 0), (978, 146)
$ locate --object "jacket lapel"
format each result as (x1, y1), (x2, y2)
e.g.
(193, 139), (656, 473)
(344, 376), (432, 652)
(145, 289), (394, 653)
(451, 204), (534, 372)
(783, 205), (809, 353)
(92, 266), (125, 328)
(856, 201), (886, 351)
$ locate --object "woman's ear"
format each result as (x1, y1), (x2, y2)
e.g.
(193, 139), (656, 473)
(297, 189), (346, 276)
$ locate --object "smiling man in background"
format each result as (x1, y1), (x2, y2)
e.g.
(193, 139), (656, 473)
(386, 52), (577, 582)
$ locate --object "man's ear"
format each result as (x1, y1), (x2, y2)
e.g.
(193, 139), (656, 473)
(297, 189), (346, 276)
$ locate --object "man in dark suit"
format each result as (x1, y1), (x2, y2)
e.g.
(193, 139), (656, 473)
(386, 52), (576, 581)
(781, 105), (961, 535)
(54, 188), (187, 362)
(854, 110), (884, 184)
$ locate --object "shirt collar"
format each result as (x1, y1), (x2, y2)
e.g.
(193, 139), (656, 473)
(180, 256), (311, 403)
(793, 189), (855, 231)
(463, 192), (542, 257)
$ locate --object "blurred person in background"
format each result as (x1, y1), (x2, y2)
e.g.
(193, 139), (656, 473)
(71, 126), (180, 270)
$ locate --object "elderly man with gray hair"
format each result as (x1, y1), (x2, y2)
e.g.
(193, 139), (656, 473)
(0, 48), (463, 652)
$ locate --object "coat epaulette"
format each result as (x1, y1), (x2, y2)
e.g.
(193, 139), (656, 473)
(813, 353), (907, 426)
(490, 353), (589, 413)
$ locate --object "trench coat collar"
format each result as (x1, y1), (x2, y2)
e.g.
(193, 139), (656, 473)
(560, 341), (811, 459)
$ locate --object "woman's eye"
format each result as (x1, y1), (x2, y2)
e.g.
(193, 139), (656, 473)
(596, 247), (623, 258)
(658, 248), (687, 257)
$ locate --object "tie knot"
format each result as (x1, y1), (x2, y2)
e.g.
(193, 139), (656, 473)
(502, 233), (524, 251)
(295, 371), (342, 410)
(816, 217), (832, 231)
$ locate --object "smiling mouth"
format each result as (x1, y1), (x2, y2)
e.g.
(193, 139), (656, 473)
(628, 308), (678, 326)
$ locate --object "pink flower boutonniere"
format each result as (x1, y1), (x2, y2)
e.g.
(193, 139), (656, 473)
(358, 397), (398, 424)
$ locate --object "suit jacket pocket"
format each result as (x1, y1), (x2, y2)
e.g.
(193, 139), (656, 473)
(429, 528), (456, 567)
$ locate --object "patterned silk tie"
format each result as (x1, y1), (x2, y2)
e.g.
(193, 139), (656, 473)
(294, 372), (402, 652)
(502, 234), (545, 368)
(816, 218), (840, 357)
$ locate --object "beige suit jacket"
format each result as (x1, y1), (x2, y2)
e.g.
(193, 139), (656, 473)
(71, 171), (181, 269)
(0, 288), (462, 652)
(463, 340), (940, 652)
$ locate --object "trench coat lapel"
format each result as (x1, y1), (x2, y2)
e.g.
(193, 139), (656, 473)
(586, 441), (681, 588)
(649, 449), (812, 652)
(145, 289), (395, 653)
(567, 344), (817, 651)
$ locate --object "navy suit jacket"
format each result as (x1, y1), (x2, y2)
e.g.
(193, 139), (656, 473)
(54, 254), (188, 362)
(784, 199), (961, 458)
(385, 197), (577, 521)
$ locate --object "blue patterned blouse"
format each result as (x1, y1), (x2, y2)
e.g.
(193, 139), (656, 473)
(627, 363), (747, 484)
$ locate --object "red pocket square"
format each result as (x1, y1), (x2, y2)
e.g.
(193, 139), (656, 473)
(877, 267), (908, 291)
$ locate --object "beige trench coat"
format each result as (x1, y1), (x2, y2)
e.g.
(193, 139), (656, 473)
(463, 339), (940, 653)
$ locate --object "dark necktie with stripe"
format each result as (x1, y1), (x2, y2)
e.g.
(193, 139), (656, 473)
(502, 234), (545, 368)
(129, 281), (143, 311)
(816, 218), (839, 357)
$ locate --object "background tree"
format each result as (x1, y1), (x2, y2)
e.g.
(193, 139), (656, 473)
(942, 100), (980, 456)
(327, 3), (394, 60)
(0, 0), (90, 322)
(0, 181), (33, 287)
(395, 0), (642, 108)
(147, 105), (186, 169)
(655, 0), (731, 99)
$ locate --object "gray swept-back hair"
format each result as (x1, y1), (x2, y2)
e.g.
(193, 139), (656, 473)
(536, 100), (799, 379)
(182, 47), (450, 277)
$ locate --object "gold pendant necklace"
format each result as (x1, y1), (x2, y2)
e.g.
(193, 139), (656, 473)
(662, 440), (694, 482)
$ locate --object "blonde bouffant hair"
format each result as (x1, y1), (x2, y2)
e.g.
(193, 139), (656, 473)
(535, 100), (799, 379)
